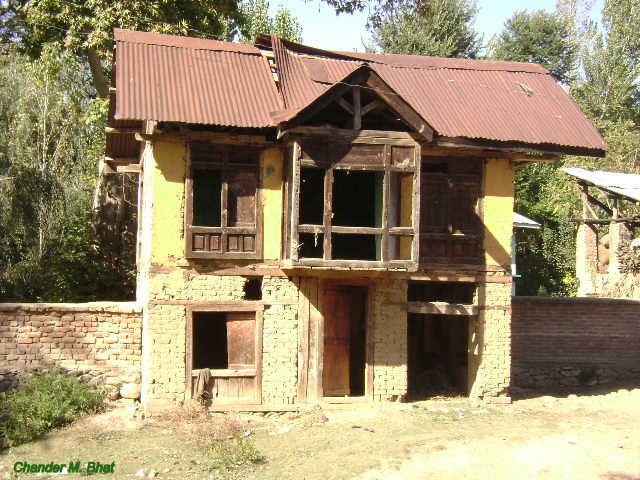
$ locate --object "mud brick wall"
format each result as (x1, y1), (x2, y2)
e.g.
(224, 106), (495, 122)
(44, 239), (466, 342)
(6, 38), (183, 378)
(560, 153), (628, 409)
(470, 281), (512, 400)
(261, 276), (298, 404)
(512, 296), (640, 388)
(372, 279), (407, 401)
(0, 303), (142, 392)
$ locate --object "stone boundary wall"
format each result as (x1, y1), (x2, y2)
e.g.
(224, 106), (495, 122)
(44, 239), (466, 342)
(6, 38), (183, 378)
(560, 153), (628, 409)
(0, 302), (142, 397)
(512, 296), (640, 389)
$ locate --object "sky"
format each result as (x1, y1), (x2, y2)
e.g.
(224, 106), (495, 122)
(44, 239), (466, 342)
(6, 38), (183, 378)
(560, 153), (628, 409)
(267, 0), (602, 51)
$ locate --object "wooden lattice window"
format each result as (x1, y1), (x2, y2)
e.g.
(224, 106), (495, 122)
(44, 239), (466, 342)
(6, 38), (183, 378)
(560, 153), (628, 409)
(419, 157), (483, 264)
(288, 137), (420, 267)
(185, 144), (262, 259)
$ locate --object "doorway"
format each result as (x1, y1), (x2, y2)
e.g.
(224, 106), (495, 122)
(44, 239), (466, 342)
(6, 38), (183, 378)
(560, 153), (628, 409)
(407, 313), (470, 400)
(322, 284), (367, 397)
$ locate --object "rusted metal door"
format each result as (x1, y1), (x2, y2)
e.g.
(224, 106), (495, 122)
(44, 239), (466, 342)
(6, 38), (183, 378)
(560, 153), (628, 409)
(322, 286), (353, 396)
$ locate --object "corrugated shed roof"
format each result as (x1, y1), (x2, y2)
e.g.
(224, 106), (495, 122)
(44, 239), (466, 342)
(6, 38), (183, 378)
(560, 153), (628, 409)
(113, 29), (282, 127)
(562, 167), (640, 202)
(514, 212), (541, 229)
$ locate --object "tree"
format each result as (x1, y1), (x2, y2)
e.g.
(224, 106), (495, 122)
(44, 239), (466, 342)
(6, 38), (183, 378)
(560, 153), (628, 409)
(0, 0), (244, 97)
(490, 9), (577, 84)
(0, 45), (135, 301)
(572, 0), (640, 125)
(368, 0), (481, 58)
(236, 0), (303, 43)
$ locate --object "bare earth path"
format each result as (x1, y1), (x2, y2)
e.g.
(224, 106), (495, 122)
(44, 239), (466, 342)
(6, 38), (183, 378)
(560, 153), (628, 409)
(2, 383), (639, 479)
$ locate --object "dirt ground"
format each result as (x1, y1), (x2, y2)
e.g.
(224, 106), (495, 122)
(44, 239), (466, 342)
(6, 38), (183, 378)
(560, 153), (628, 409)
(1, 382), (639, 480)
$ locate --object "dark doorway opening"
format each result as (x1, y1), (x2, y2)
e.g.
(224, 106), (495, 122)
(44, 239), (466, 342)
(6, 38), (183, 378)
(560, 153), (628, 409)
(407, 314), (469, 399)
(323, 284), (367, 397)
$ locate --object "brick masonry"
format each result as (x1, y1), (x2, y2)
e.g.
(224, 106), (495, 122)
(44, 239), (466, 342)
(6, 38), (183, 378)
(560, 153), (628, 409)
(512, 296), (640, 388)
(0, 303), (142, 393)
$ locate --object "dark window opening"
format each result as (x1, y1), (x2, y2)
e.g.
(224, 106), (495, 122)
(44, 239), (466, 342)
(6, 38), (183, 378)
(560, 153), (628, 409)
(407, 314), (469, 400)
(192, 312), (228, 369)
(192, 169), (222, 227)
(244, 278), (262, 300)
(332, 170), (382, 228)
(299, 232), (324, 258)
(408, 282), (476, 304)
(332, 234), (379, 261)
(191, 311), (256, 371)
(300, 168), (325, 225)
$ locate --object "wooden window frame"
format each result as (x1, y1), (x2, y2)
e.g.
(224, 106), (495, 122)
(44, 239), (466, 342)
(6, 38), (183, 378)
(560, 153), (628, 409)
(185, 144), (263, 260)
(288, 136), (421, 269)
(186, 303), (264, 405)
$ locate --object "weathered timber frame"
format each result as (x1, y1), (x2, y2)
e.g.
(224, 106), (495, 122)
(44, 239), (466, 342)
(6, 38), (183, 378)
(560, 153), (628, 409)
(296, 277), (375, 403)
(568, 181), (640, 225)
(286, 130), (421, 269)
(186, 302), (264, 406)
(185, 143), (263, 259)
(419, 155), (484, 264)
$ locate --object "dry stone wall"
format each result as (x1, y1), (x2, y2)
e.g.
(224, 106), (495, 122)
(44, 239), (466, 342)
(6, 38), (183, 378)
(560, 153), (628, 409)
(0, 303), (142, 395)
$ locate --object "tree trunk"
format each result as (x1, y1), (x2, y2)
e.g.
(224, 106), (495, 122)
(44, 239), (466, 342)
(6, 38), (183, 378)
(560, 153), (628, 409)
(87, 48), (110, 98)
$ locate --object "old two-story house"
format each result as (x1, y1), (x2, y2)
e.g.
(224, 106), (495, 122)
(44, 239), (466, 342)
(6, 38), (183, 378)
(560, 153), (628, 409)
(105, 29), (605, 412)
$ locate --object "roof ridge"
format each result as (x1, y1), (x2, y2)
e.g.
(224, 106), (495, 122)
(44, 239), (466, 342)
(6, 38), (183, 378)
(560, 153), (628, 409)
(114, 28), (259, 55)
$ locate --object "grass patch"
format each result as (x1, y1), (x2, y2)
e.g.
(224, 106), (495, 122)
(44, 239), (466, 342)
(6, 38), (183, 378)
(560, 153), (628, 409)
(150, 403), (265, 471)
(0, 369), (105, 447)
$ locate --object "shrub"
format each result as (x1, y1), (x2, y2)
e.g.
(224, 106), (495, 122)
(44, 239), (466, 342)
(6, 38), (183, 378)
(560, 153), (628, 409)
(0, 369), (106, 446)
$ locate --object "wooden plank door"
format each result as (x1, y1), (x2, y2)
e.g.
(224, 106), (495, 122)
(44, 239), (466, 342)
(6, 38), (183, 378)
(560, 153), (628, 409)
(323, 286), (352, 396)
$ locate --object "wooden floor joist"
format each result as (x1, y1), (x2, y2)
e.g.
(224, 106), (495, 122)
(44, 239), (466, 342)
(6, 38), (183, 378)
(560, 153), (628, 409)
(407, 301), (478, 316)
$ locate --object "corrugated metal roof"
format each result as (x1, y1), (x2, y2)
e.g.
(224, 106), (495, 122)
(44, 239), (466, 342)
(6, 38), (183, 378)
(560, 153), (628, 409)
(269, 39), (604, 154)
(109, 30), (605, 157)
(562, 167), (640, 202)
(113, 29), (282, 127)
(514, 212), (541, 229)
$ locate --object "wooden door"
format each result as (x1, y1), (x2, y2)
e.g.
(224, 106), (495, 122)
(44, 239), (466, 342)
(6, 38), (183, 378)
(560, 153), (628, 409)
(323, 286), (353, 396)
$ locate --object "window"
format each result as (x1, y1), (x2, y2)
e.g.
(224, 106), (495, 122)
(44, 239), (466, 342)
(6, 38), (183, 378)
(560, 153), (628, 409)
(289, 139), (420, 266)
(185, 144), (262, 259)
(420, 157), (482, 263)
(187, 305), (263, 404)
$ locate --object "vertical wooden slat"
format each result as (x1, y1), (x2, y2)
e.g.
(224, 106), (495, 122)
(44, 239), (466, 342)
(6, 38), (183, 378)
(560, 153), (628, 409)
(381, 145), (390, 262)
(412, 144), (421, 264)
(366, 281), (375, 400)
(323, 169), (333, 260)
(221, 152), (229, 253)
(255, 306), (263, 404)
(290, 142), (301, 261)
(297, 277), (310, 403)
(353, 87), (362, 130)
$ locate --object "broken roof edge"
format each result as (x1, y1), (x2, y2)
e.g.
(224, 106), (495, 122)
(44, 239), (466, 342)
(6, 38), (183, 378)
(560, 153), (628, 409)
(255, 34), (550, 74)
(114, 28), (260, 55)
(562, 167), (640, 202)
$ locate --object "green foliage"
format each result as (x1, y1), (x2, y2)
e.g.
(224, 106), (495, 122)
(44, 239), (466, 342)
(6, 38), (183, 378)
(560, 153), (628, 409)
(206, 436), (265, 470)
(236, 0), (303, 43)
(490, 10), (577, 84)
(514, 162), (580, 296)
(368, 0), (481, 58)
(0, 46), (135, 302)
(0, 369), (106, 447)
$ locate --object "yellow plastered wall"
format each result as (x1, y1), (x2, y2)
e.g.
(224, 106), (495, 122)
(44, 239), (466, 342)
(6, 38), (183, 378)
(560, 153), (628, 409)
(150, 141), (187, 266)
(261, 148), (283, 260)
(483, 158), (514, 268)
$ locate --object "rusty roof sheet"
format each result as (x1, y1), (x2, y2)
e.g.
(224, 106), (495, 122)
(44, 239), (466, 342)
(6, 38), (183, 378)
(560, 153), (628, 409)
(109, 30), (605, 156)
(269, 39), (605, 154)
(113, 29), (282, 127)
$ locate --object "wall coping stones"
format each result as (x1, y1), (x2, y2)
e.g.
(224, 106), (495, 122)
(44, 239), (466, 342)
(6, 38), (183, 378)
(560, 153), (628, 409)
(0, 302), (142, 313)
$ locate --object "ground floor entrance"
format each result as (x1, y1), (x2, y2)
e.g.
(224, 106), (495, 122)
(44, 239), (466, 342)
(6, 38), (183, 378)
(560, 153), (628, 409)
(322, 284), (367, 398)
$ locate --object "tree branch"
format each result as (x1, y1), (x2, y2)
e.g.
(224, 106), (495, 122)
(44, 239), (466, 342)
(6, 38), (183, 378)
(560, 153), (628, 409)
(87, 48), (109, 98)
